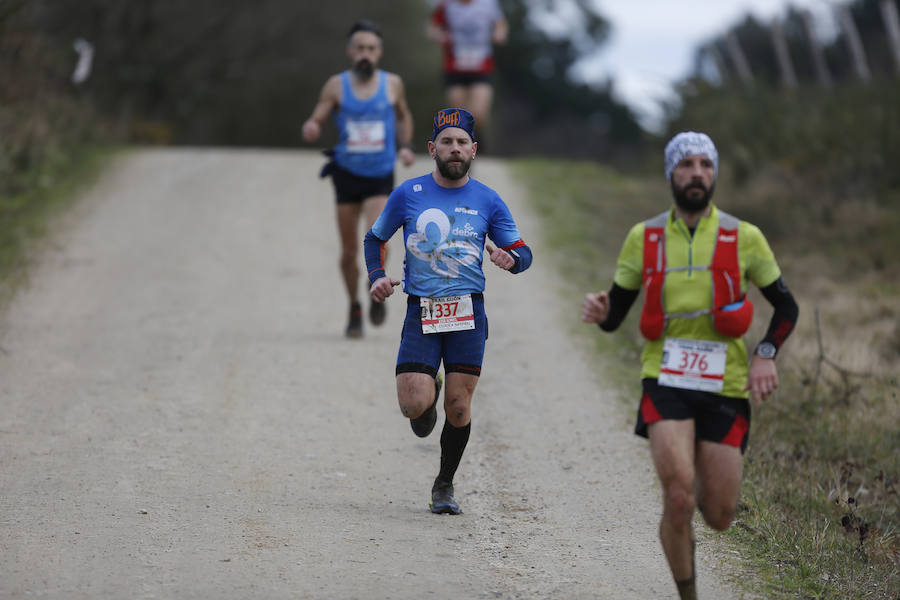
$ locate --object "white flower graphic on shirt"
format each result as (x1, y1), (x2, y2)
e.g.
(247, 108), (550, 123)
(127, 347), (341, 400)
(406, 208), (480, 278)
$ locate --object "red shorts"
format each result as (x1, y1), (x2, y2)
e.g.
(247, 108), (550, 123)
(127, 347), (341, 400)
(635, 378), (751, 453)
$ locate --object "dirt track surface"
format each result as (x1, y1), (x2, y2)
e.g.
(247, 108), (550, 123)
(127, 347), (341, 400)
(0, 149), (739, 599)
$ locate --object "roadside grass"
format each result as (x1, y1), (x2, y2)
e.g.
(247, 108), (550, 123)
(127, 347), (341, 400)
(513, 157), (900, 599)
(0, 144), (111, 304)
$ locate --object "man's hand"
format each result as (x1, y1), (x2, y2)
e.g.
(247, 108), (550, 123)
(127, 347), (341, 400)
(745, 355), (778, 406)
(485, 244), (514, 270)
(302, 119), (321, 142)
(398, 146), (415, 167)
(581, 292), (610, 324)
(369, 276), (401, 303)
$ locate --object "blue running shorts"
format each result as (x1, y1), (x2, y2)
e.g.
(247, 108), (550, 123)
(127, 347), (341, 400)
(396, 295), (488, 377)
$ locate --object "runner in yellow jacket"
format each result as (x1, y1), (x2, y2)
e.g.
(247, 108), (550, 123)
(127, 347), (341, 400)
(581, 132), (798, 600)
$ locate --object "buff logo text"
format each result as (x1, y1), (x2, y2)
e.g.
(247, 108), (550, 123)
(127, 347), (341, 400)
(437, 111), (460, 128)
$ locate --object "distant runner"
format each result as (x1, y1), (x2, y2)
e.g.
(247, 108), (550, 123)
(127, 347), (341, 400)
(427, 0), (507, 147)
(581, 132), (799, 599)
(302, 20), (416, 338)
(364, 108), (532, 514)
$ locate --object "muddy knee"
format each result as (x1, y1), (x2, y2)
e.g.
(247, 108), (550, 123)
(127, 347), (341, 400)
(443, 396), (470, 427)
(398, 398), (430, 419)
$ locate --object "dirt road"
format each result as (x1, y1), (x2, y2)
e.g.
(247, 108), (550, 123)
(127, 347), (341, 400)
(0, 149), (739, 599)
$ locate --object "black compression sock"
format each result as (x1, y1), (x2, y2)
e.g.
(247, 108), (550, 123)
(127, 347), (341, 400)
(675, 541), (697, 600)
(675, 576), (697, 600)
(437, 420), (471, 484)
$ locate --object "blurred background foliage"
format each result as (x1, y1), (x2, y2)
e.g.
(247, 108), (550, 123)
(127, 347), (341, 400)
(0, 0), (642, 157)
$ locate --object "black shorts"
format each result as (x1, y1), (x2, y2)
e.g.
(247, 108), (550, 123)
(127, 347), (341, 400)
(635, 378), (751, 453)
(443, 71), (494, 88)
(328, 164), (394, 205)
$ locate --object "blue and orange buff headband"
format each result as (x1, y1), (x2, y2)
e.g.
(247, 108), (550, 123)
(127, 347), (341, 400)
(432, 108), (476, 141)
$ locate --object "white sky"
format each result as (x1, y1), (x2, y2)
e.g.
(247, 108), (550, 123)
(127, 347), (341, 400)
(568, 0), (838, 130)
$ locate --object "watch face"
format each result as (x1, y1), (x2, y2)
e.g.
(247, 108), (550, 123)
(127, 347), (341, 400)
(756, 343), (776, 358)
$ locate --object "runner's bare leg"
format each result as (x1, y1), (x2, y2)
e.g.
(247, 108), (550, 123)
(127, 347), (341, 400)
(396, 372), (437, 419)
(396, 371), (477, 424)
(362, 193), (389, 261)
(446, 85), (468, 112)
(466, 83), (494, 128)
(648, 419), (697, 581)
(694, 441), (743, 531)
(336, 203), (363, 301)
(444, 372), (477, 426)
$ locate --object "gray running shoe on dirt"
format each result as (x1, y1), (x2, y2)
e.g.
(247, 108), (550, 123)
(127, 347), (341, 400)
(369, 300), (386, 326)
(345, 301), (363, 338)
(430, 479), (461, 515)
(410, 373), (442, 438)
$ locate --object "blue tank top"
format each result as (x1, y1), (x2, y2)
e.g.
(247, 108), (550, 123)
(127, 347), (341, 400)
(333, 70), (396, 178)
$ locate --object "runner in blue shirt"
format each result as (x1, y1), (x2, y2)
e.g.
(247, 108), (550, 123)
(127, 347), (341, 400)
(364, 108), (532, 514)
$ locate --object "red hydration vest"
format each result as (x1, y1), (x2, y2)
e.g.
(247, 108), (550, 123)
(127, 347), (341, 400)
(639, 210), (754, 341)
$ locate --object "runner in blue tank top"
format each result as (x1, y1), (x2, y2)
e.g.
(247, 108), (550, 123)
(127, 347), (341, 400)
(333, 70), (396, 178)
(302, 20), (415, 338)
(364, 108), (533, 515)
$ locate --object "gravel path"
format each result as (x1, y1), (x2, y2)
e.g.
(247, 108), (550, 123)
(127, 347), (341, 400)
(0, 149), (740, 599)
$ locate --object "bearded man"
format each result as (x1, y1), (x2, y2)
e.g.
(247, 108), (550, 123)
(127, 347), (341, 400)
(302, 20), (415, 338)
(581, 132), (799, 599)
(364, 108), (532, 514)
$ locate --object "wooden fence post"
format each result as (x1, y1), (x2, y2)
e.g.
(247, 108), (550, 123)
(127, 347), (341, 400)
(726, 31), (753, 85)
(704, 43), (731, 85)
(835, 3), (872, 82)
(771, 17), (798, 88)
(880, 0), (900, 76)
(803, 9), (833, 89)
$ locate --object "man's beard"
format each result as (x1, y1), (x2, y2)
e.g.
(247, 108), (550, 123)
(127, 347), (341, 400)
(671, 180), (715, 213)
(435, 153), (472, 180)
(353, 59), (375, 80)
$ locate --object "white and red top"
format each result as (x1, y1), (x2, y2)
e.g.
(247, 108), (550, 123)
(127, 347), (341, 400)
(431, 0), (504, 75)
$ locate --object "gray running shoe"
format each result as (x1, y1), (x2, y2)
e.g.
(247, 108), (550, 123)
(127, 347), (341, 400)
(345, 301), (363, 338)
(410, 373), (442, 438)
(369, 300), (386, 326)
(430, 479), (461, 515)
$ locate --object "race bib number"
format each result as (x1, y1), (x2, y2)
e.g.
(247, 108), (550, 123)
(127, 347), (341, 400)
(346, 120), (386, 153)
(658, 338), (728, 393)
(420, 294), (475, 334)
(453, 47), (488, 71)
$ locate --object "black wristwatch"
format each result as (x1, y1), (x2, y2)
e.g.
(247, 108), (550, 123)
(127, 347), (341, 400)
(755, 342), (777, 359)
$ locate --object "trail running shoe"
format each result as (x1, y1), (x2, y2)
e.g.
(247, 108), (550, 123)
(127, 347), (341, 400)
(430, 479), (461, 515)
(410, 373), (442, 438)
(345, 301), (363, 338)
(369, 300), (386, 326)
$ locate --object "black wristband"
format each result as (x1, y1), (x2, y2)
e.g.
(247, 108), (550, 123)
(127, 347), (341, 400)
(400, 143), (414, 151)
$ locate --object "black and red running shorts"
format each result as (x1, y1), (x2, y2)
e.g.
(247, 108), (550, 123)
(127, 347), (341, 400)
(635, 378), (751, 453)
